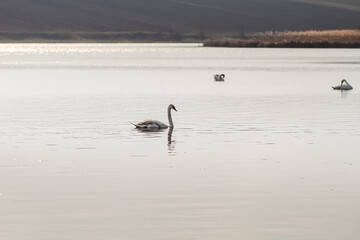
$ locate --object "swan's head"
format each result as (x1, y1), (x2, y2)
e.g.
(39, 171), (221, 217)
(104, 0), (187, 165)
(169, 104), (177, 112)
(341, 79), (347, 85)
(220, 74), (225, 79)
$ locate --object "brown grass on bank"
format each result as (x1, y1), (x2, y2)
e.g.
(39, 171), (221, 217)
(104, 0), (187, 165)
(204, 30), (360, 48)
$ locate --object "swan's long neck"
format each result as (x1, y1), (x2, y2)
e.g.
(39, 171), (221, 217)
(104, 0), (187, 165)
(168, 107), (174, 127)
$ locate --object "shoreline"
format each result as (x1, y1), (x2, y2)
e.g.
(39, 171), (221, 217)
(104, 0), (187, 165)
(203, 40), (360, 48)
(0, 31), (207, 44)
(0, 30), (359, 48)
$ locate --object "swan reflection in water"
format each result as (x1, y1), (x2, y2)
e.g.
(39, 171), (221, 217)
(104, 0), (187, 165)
(167, 127), (176, 156)
(133, 126), (177, 156)
(332, 79), (353, 90)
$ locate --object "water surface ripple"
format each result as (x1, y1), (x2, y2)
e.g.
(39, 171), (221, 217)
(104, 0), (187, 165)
(0, 44), (359, 240)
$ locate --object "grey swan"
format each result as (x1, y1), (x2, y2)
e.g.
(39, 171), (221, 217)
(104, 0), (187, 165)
(332, 79), (353, 90)
(214, 74), (225, 81)
(132, 104), (177, 129)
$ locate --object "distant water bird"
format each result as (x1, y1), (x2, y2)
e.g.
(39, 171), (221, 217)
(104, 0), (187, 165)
(332, 79), (353, 90)
(132, 104), (177, 129)
(214, 74), (225, 81)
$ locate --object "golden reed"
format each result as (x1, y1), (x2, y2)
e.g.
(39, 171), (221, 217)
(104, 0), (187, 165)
(204, 30), (360, 48)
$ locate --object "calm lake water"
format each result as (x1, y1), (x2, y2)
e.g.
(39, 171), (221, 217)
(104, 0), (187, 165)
(0, 43), (359, 240)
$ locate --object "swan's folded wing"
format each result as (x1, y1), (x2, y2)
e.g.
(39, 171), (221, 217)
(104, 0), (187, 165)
(132, 119), (167, 128)
(132, 119), (153, 128)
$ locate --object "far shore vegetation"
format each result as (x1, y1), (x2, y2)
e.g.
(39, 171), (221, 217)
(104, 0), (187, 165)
(0, 30), (359, 48)
(204, 30), (360, 48)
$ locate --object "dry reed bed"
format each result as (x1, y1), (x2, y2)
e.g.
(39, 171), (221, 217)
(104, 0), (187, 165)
(204, 30), (360, 48)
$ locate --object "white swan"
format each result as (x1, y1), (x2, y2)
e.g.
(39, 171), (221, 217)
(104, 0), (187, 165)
(132, 104), (177, 129)
(332, 79), (353, 90)
(214, 74), (225, 81)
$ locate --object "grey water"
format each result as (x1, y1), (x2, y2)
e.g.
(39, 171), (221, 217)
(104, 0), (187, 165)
(0, 43), (359, 240)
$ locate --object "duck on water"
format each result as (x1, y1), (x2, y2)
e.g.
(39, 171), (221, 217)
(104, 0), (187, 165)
(332, 79), (353, 90)
(132, 104), (177, 129)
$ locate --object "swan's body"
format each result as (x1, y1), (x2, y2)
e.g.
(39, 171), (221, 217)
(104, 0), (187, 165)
(332, 79), (353, 90)
(214, 74), (225, 81)
(132, 104), (177, 129)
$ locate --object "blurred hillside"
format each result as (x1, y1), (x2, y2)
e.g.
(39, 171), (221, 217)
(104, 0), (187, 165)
(0, 0), (359, 42)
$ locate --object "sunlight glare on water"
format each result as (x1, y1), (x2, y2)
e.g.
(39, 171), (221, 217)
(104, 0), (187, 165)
(0, 43), (359, 240)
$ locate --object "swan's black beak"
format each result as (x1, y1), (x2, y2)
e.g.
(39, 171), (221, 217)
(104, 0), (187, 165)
(174, 107), (177, 112)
